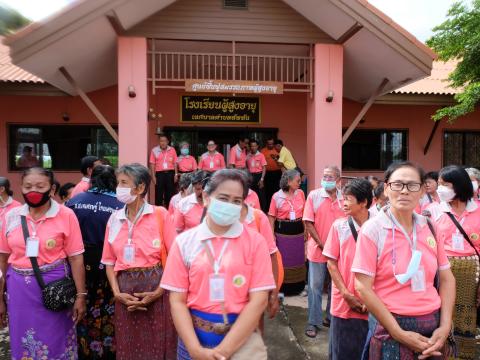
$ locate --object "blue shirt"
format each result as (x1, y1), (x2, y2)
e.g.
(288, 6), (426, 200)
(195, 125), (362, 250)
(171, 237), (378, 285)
(67, 191), (123, 247)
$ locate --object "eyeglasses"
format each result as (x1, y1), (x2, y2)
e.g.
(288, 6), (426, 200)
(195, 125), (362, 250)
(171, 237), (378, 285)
(387, 182), (422, 192)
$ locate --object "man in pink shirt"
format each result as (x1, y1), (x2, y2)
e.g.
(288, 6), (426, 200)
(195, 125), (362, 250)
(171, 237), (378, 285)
(246, 139), (267, 211)
(71, 156), (101, 198)
(323, 178), (371, 359)
(198, 140), (226, 175)
(149, 133), (178, 207)
(302, 165), (344, 338)
(228, 137), (248, 169)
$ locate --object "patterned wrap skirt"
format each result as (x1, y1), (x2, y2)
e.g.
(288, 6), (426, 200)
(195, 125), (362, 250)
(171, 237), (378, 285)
(329, 316), (368, 360)
(115, 265), (177, 360)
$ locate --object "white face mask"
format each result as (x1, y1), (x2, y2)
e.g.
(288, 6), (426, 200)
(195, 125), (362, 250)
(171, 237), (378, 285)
(116, 187), (137, 204)
(437, 185), (456, 202)
(472, 180), (479, 193)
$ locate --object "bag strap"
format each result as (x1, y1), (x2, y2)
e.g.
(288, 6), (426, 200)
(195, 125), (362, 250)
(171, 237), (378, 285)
(154, 207), (168, 268)
(347, 216), (358, 242)
(20, 216), (46, 289)
(446, 212), (480, 259)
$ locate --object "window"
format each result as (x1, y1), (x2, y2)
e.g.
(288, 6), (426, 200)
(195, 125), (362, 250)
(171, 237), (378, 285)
(223, 0), (248, 9)
(342, 129), (408, 171)
(9, 125), (118, 171)
(443, 131), (480, 167)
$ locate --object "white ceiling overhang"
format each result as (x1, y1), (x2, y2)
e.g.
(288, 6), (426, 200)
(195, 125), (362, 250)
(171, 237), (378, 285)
(4, 0), (436, 101)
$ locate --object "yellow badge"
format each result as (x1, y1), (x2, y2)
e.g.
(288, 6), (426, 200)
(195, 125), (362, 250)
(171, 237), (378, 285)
(46, 239), (56, 249)
(470, 233), (479, 241)
(426, 236), (436, 249)
(152, 238), (161, 248)
(232, 275), (246, 288)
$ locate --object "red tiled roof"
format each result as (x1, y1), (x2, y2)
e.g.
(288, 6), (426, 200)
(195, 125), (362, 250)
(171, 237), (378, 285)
(393, 60), (460, 95)
(0, 36), (44, 83)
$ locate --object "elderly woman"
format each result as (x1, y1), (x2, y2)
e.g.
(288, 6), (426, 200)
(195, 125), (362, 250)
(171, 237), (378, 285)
(429, 165), (480, 359)
(0, 177), (21, 229)
(353, 161), (456, 359)
(161, 169), (275, 359)
(174, 170), (206, 233)
(465, 167), (480, 200)
(176, 142), (198, 175)
(268, 169), (306, 295)
(101, 163), (177, 359)
(68, 165), (124, 359)
(0, 167), (87, 359)
(169, 172), (193, 215)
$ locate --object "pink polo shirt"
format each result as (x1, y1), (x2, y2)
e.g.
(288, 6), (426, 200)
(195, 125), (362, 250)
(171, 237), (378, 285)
(245, 189), (260, 210)
(160, 221), (276, 314)
(323, 217), (367, 320)
(303, 188), (344, 263)
(0, 201), (85, 268)
(229, 144), (247, 168)
(268, 190), (305, 220)
(419, 194), (439, 213)
(168, 193), (184, 215)
(177, 155), (197, 173)
(352, 208), (450, 316)
(246, 152), (267, 174)
(101, 203), (175, 271)
(198, 152), (226, 172)
(429, 200), (480, 256)
(243, 206), (278, 254)
(0, 197), (21, 232)
(149, 146), (178, 172)
(173, 193), (204, 233)
(71, 177), (90, 198)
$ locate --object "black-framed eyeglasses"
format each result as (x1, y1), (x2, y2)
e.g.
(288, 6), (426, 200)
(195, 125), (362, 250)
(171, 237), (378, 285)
(387, 182), (422, 192)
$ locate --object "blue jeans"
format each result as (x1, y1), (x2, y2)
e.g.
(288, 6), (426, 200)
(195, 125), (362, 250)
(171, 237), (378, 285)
(307, 261), (331, 326)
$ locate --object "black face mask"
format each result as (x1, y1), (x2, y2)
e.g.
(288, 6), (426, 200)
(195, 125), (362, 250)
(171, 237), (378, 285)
(22, 189), (51, 208)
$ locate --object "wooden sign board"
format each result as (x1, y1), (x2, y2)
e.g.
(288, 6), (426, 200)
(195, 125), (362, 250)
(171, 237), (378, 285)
(185, 79), (283, 95)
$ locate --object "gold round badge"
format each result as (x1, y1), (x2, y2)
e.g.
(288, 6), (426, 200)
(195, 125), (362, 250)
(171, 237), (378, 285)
(232, 275), (246, 288)
(470, 233), (479, 241)
(152, 239), (161, 248)
(427, 236), (436, 249)
(46, 239), (56, 249)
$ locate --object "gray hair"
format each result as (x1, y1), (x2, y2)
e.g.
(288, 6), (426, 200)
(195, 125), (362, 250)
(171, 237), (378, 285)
(116, 163), (151, 197)
(324, 165), (341, 179)
(280, 169), (300, 191)
(465, 167), (480, 181)
(179, 141), (190, 148)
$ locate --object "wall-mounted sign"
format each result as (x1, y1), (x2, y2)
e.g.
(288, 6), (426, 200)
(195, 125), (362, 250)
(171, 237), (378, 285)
(181, 96), (260, 124)
(185, 79), (283, 95)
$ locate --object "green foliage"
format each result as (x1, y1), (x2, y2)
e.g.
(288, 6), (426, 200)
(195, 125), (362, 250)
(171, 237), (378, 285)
(426, 0), (480, 122)
(0, 5), (30, 36)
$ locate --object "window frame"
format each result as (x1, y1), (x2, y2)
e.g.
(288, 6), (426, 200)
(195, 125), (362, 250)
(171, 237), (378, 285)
(442, 129), (480, 167)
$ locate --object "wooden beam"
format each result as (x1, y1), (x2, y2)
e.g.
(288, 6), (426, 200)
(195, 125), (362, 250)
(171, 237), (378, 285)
(59, 66), (119, 143)
(342, 78), (390, 145)
(423, 120), (440, 155)
(106, 12), (125, 35)
(337, 22), (363, 44)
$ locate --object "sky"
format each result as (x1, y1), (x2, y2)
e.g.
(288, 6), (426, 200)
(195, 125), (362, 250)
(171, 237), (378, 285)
(0, 0), (458, 43)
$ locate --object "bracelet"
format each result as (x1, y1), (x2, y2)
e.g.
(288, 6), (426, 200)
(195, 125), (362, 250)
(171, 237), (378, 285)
(76, 292), (87, 298)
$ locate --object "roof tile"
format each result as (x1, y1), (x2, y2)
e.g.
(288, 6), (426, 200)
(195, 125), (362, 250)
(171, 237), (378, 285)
(0, 36), (44, 83)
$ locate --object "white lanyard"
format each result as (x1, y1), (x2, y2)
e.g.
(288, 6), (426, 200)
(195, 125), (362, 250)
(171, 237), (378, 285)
(388, 210), (417, 271)
(205, 239), (230, 274)
(29, 219), (45, 238)
(126, 204), (145, 244)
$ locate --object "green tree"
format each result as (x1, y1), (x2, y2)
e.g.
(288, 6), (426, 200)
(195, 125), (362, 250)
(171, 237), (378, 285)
(0, 5), (30, 36)
(427, 0), (480, 122)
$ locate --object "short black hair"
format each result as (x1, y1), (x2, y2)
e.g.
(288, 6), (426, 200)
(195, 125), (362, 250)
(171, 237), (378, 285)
(343, 178), (373, 208)
(53, 180), (61, 195)
(274, 139), (284, 146)
(384, 161), (425, 184)
(249, 138), (258, 146)
(373, 182), (385, 199)
(59, 183), (75, 200)
(80, 156), (99, 175)
(425, 171), (438, 182)
(21, 167), (55, 186)
(158, 133), (169, 140)
(91, 165), (117, 193)
(0, 177), (13, 196)
(191, 170), (207, 186)
(439, 165), (473, 203)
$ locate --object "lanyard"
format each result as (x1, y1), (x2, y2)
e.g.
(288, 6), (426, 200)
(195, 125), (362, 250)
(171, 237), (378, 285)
(388, 210), (417, 271)
(160, 149), (170, 165)
(126, 204), (145, 244)
(204, 239), (230, 274)
(29, 219), (45, 238)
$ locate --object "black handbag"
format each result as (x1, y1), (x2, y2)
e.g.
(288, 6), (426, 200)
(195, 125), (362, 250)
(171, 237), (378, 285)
(21, 216), (76, 312)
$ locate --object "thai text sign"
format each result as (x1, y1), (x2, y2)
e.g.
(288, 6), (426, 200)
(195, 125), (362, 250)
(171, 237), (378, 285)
(185, 79), (283, 95)
(181, 96), (260, 124)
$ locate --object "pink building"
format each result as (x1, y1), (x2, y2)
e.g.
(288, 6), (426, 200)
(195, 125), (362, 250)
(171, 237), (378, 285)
(0, 0), (477, 200)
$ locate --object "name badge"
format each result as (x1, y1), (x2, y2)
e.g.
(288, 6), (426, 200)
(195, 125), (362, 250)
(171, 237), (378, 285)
(289, 211), (296, 221)
(209, 161), (214, 169)
(209, 273), (225, 302)
(251, 160), (256, 168)
(123, 243), (136, 263)
(26, 236), (40, 257)
(411, 267), (426, 292)
(452, 233), (464, 251)
(163, 162), (168, 169)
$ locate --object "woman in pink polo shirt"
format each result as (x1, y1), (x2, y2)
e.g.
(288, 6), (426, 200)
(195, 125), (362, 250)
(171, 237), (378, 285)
(198, 140), (226, 175)
(161, 169), (275, 360)
(323, 178), (372, 360)
(177, 142), (198, 174)
(169, 172), (193, 215)
(101, 163), (177, 359)
(0, 167), (87, 360)
(268, 169), (306, 295)
(0, 177), (21, 232)
(429, 165), (480, 359)
(353, 162), (456, 359)
(174, 170), (206, 233)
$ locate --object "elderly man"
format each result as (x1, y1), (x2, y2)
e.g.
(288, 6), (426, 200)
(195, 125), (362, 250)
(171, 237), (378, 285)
(274, 139), (296, 171)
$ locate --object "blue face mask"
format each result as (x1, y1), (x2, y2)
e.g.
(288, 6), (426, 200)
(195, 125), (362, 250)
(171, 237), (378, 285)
(207, 198), (242, 226)
(395, 250), (422, 284)
(180, 148), (189, 156)
(321, 180), (336, 191)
